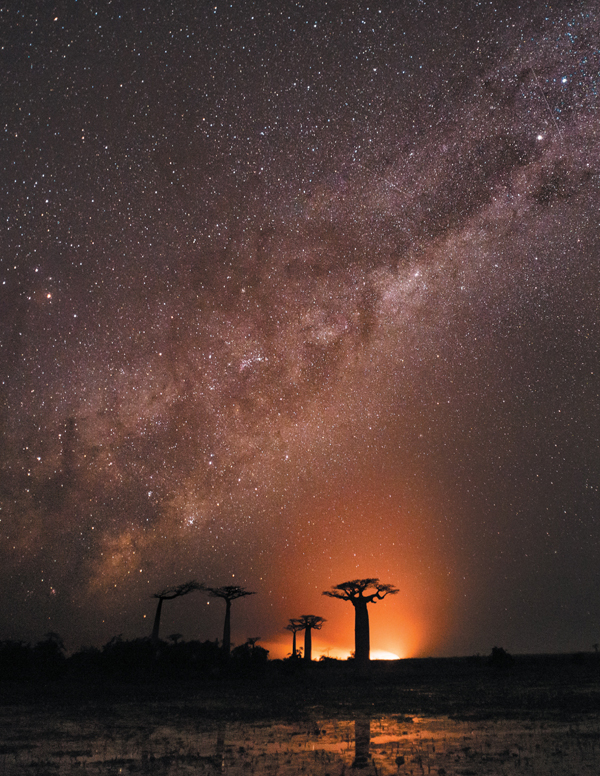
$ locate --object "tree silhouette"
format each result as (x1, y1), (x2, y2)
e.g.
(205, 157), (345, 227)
(323, 578), (398, 666)
(285, 618), (304, 659)
(205, 585), (256, 656)
(295, 614), (326, 662)
(33, 632), (66, 679)
(151, 581), (201, 644)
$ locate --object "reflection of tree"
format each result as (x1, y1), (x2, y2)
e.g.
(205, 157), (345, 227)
(206, 585), (256, 657)
(151, 581), (201, 644)
(323, 578), (398, 666)
(295, 614), (326, 662)
(215, 726), (225, 772)
(352, 717), (371, 769)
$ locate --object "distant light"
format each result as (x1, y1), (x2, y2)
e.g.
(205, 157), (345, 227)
(371, 650), (401, 660)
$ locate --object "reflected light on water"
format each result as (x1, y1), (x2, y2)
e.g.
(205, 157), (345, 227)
(5, 709), (600, 774)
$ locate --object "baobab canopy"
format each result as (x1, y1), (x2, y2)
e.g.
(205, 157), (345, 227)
(323, 579), (399, 603)
(151, 581), (202, 645)
(323, 579), (399, 666)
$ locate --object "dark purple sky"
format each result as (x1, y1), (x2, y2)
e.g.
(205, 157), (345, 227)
(1, 0), (598, 659)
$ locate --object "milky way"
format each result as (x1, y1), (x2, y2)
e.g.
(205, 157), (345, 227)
(1, 1), (598, 658)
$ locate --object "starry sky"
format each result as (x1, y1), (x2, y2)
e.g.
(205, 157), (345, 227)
(1, 0), (598, 660)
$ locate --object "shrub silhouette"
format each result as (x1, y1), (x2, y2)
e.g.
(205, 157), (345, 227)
(101, 636), (156, 679)
(0, 640), (32, 681)
(489, 646), (514, 668)
(66, 646), (103, 681)
(33, 633), (67, 680)
(231, 639), (269, 673)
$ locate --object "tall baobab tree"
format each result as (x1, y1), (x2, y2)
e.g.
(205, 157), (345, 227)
(296, 614), (326, 662)
(151, 581), (201, 644)
(323, 578), (398, 666)
(285, 618), (304, 659)
(205, 585), (256, 656)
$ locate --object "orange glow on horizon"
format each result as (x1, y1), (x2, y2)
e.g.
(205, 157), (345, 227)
(260, 479), (458, 660)
(371, 650), (401, 660)
(262, 472), (459, 660)
(262, 633), (406, 661)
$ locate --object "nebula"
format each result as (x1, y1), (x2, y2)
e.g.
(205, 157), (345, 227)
(1, 1), (598, 658)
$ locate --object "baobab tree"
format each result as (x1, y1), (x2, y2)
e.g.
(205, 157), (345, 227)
(285, 618), (304, 659)
(151, 581), (201, 645)
(295, 614), (326, 662)
(323, 578), (398, 666)
(205, 585), (256, 657)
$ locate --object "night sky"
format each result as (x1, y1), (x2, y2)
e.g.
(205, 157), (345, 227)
(1, 0), (598, 660)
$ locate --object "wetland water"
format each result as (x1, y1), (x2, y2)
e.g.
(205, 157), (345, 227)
(2, 705), (600, 775)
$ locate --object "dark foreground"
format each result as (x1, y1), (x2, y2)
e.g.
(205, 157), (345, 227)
(2, 656), (600, 775)
(3, 652), (600, 720)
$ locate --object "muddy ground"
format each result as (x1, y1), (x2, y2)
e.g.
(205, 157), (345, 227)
(2, 655), (600, 774)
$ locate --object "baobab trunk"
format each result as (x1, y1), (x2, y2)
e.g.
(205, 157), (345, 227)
(151, 597), (164, 644)
(354, 599), (370, 665)
(323, 579), (398, 671)
(304, 626), (312, 662)
(206, 585), (256, 659)
(223, 598), (232, 656)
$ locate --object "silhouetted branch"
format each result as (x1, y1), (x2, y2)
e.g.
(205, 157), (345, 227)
(323, 578), (398, 666)
(152, 580), (203, 600)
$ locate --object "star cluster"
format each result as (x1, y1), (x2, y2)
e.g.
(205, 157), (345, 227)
(1, 1), (598, 658)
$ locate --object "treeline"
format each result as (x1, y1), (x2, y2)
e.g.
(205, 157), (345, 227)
(0, 633), (270, 683)
(0, 578), (402, 684)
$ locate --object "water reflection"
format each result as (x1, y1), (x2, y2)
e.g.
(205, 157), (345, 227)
(352, 716), (371, 769)
(1, 706), (600, 775)
(214, 726), (225, 772)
